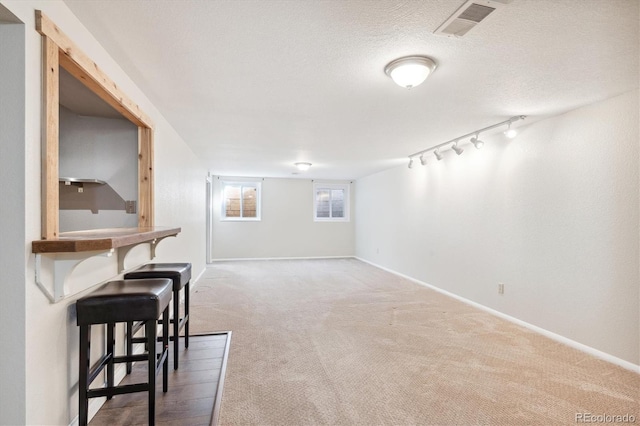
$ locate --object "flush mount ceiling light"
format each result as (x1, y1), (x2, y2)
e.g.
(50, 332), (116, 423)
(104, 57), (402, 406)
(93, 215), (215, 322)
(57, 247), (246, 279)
(294, 162), (312, 171)
(384, 56), (437, 89)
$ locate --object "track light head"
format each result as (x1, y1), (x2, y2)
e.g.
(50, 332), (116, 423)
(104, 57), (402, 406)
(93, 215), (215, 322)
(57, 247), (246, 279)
(471, 134), (484, 149)
(504, 123), (517, 139)
(452, 142), (464, 155)
(408, 158), (414, 169)
(419, 154), (427, 166)
(434, 149), (444, 161)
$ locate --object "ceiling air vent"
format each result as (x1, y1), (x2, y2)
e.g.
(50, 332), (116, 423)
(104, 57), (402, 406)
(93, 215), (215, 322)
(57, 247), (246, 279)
(434, 0), (511, 38)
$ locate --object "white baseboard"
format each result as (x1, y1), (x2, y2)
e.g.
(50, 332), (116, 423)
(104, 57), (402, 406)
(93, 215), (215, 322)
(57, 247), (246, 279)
(209, 255), (356, 262)
(355, 256), (640, 374)
(188, 266), (208, 295)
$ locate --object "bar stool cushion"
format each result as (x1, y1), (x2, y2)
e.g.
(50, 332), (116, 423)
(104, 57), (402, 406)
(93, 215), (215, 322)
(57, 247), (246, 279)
(76, 279), (172, 326)
(124, 263), (191, 290)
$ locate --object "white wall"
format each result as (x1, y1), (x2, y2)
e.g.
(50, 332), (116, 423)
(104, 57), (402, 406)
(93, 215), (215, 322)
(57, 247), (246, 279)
(0, 1), (208, 424)
(59, 106), (138, 231)
(0, 9), (26, 425)
(355, 91), (639, 365)
(212, 177), (354, 259)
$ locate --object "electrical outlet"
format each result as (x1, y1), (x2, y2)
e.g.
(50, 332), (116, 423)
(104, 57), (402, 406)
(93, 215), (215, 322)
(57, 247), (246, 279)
(498, 283), (504, 295)
(125, 200), (137, 214)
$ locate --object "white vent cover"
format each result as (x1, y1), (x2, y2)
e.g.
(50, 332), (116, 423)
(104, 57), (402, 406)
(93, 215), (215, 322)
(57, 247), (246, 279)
(434, 0), (511, 38)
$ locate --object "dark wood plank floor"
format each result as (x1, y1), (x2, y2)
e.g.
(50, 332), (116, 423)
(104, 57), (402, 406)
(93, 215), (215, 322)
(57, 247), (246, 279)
(90, 333), (230, 426)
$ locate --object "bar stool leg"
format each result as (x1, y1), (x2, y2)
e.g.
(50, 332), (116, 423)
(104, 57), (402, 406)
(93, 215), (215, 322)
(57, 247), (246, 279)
(78, 324), (90, 426)
(106, 322), (115, 399)
(184, 282), (190, 349)
(162, 306), (169, 392)
(173, 289), (179, 370)
(146, 319), (156, 425)
(126, 320), (133, 374)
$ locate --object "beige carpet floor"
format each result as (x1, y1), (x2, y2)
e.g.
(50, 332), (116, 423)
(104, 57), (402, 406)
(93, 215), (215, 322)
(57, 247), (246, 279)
(190, 258), (639, 425)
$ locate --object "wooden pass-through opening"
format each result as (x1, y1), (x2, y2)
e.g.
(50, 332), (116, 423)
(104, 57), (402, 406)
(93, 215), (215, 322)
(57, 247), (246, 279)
(36, 10), (154, 239)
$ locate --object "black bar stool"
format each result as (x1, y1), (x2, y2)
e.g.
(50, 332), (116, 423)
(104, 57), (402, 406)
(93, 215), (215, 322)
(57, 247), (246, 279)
(125, 263), (191, 370)
(76, 278), (172, 426)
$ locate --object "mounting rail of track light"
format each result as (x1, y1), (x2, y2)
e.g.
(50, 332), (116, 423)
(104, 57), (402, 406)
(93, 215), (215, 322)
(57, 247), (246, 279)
(407, 115), (526, 168)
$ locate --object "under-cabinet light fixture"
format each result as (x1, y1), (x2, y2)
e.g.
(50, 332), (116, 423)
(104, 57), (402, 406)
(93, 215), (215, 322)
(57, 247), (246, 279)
(407, 115), (526, 168)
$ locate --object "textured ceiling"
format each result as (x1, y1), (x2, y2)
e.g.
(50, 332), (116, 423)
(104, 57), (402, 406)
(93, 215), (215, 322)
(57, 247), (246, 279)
(63, 0), (639, 180)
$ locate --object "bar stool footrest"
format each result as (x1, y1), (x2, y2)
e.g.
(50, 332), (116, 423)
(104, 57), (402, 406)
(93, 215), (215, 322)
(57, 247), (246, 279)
(113, 354), (149, 364)
(87, 382), (149, 399)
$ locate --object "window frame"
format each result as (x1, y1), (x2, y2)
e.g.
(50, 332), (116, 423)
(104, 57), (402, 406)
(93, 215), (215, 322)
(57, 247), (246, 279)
(220, 180), (262, 221)
(313, 182), (350, 222)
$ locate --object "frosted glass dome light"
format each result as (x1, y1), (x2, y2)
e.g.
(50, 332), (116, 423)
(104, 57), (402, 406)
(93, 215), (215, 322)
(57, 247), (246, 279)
(385, 56), (437, 89)
(294, 162), (312, 171)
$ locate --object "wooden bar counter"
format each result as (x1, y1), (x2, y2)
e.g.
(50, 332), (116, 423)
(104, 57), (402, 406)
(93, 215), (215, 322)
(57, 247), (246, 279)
(32, 227), (181, 253)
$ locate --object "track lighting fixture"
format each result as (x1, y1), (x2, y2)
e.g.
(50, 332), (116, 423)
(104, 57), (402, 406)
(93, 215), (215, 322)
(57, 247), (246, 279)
(451, 142), (464, 155)
(407, 116), (525, 168)
(471, 133), (484, 149)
